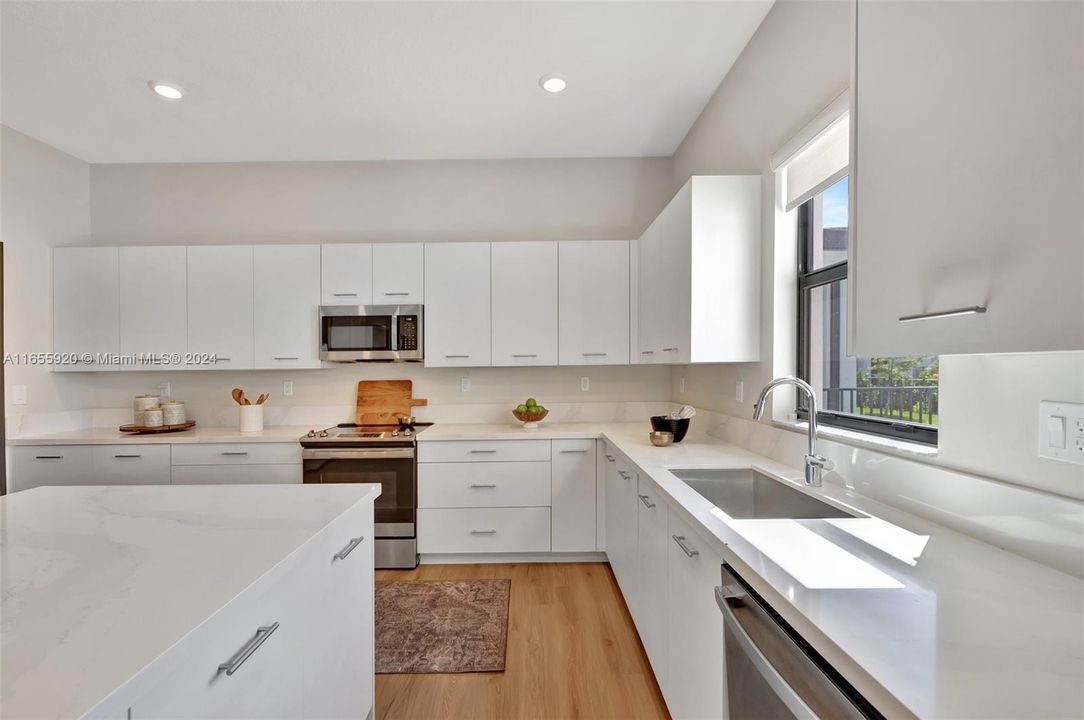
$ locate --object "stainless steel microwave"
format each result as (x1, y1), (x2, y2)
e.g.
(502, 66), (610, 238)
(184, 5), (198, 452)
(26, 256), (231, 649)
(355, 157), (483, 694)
(319, 305), (423, 362)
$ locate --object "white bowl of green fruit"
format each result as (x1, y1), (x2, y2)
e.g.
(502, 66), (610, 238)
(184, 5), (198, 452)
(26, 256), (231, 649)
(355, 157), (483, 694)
(512, 398), (548, 429)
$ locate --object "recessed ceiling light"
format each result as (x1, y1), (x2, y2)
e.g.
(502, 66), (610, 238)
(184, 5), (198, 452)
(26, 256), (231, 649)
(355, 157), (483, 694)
(539, 75), (566, 93)
(148, 81), (184, 100)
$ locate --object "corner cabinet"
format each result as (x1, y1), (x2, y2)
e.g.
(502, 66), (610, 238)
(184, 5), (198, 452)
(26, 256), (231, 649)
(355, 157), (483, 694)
(638, 176), (761, 364)
(424, 243), (492, 367)
(851, 0), (1084, 355)
(53, 247), (119, 369)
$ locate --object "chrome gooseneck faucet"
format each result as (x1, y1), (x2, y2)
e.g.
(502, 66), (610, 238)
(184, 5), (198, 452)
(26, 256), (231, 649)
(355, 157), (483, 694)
(752, 376), (833, 487)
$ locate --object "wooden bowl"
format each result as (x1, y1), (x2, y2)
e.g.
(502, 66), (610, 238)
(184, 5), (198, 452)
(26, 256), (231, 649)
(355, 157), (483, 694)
(512, 408), (549, 429)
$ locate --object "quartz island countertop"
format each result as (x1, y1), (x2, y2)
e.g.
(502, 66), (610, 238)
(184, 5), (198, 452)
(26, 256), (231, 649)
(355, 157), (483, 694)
(0, 483), (380, 719)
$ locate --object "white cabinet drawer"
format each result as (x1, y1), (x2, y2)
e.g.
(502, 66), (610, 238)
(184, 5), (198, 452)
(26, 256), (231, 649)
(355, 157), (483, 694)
(418, 508), (551, 554)
(418, 462), (550, 508)
(171, 443), (302, 466)
(418, 440), (550, 463)
(171, 465), (301, 486)
(123, 557), (304, 719)
(12, 446), (94, 491)
(92, 445), (172, 486)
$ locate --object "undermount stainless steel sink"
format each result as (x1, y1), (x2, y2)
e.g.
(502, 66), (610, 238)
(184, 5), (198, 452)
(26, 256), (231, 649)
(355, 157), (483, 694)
(670, 468), (856, 519)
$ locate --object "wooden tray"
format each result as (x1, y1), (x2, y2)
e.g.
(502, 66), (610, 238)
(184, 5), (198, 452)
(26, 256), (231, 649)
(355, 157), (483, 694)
(119, 420), (196, 434)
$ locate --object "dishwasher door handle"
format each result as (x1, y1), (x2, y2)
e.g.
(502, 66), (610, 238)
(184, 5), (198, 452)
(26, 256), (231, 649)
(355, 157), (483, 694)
(715, 586), (819, 720)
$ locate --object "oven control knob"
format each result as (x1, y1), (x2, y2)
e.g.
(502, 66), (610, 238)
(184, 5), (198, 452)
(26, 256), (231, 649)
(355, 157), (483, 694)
(318, 430), (329, 438)
(391, 430), (400, 437)
(306, 430), (316, 438)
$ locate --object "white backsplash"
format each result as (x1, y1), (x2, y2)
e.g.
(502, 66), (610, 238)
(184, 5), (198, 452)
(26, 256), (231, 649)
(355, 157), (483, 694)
(689, 406), (1084, 579)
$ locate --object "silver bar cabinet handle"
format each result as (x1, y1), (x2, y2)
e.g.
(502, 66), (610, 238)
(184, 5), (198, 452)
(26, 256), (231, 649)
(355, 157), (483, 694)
(218, 622), (279, 676)
(470, 483), (497, 488)
(470, 529), (497, 535)
(333, 536), (364, 560)
(444, 354), (470, 359)
(617, 470), (631, 480)
(639, 493), (656, 508)
(35, 455), (63, 460)
(114, 454), (142, 459)
(582, 352), (607, 357)
(221, 451), (249, 456)
(605, 454), (616, 462)
(332, 292), (358, 297)
(215, 357), (232, 362)
(384, 292), (410, 296)
(273, 356), (299, 360)
(469, 449), (497, 454)
(672, 534), (699, 558)
(641, 350), (655, 355)
(560, 449), (588, 454)
(512, 354), (538, 358)
(898, 305), (987, 323)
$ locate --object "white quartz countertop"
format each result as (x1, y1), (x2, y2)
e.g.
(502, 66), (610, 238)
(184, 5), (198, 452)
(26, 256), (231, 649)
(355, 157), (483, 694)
(425, 421), (1084, 719)
(6, 425), (314, 445)
(0, 483), (380, 720)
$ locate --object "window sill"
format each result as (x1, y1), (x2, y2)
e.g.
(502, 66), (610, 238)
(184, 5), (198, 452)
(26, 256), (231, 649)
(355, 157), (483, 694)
(769, 417), (939, 460)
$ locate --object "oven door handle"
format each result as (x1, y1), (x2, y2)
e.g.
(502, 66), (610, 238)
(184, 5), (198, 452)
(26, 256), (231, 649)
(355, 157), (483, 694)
(302, 448), (415, 460)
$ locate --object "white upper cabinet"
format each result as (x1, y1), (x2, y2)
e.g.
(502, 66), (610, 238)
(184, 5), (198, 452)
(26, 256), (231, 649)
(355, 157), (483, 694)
(491, 241), (557, 366)
(372, 243), (424, 305)
(638, 175), (760, 364)
(558, 240), (630, 366)
(119, 246), (188, 367)
(424, 242), (491, 367)
(188, 245), (254, 369)
(253, 245), (321, 368)
(321, 244), (373, 305)
(53, 247), (119, 369)
(851, 0), (1083, 355)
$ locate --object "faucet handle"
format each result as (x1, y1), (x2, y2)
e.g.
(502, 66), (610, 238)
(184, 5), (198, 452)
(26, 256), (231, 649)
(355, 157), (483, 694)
(805, 454), (833, 471)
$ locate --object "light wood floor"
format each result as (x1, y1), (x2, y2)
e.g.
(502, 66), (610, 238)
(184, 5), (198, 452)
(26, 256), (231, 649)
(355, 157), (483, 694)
(374, 562), (670, 720)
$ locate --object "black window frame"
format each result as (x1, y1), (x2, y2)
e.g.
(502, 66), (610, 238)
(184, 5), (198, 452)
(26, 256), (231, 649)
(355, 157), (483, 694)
(796, 198), (938, 446)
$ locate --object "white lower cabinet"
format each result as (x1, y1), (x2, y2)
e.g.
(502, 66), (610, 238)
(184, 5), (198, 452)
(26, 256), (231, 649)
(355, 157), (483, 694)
(603, 446), (639, 609)
(170, 442), (301, 485)
(171, 465), (300, 485)
(126, 557), (306, 719)
(667, 509), (726, 720)
(12, 445), (170, 492)
(417, 507), (551, 553)
(91, 497), (375, 720)
(418, 462), (551, 508)
(550, 439), (597, 552)
(300, 502), (375, 720)
(635, 476), (670, 684)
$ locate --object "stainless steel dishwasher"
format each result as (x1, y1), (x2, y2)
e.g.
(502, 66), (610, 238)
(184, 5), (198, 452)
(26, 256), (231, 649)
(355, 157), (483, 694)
(716, 564), (884, 720)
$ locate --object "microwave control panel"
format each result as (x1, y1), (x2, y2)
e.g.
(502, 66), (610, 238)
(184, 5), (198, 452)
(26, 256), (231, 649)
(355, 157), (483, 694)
(398, 316), (419, 351)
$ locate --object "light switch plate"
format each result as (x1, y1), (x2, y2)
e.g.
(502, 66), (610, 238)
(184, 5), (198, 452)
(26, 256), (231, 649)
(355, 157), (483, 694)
(158, 382), (171, 401)
(460, 377), (471, 393)
(580, 376), (590, 392)
(12, 385), (27, 405)
(282, 380), (293, 397)
(1038, 401), (1084, 465)
(679, 377), (686, 394)
(735, 380), (744, 404)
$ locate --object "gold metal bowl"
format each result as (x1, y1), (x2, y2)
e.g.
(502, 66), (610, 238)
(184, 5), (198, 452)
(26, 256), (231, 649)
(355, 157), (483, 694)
(649, 430), (674, 447)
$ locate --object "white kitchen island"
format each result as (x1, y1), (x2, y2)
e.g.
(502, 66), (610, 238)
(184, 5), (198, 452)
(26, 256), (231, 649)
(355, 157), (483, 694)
(0, 483), (380, 720)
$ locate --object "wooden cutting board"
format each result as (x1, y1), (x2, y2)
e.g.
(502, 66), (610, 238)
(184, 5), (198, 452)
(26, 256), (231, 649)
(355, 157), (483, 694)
(355, 380), (428, 425)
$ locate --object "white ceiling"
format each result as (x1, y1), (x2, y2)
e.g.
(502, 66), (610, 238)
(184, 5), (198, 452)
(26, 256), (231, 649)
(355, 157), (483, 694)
(0, 1), (772, 164)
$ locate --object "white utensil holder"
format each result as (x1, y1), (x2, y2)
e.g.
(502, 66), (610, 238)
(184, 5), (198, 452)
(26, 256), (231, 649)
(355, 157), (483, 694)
(239, 405), (264, 433)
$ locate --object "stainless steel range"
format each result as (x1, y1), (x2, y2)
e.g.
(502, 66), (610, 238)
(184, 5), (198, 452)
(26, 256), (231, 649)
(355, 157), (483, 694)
(300, 422), (431, 569)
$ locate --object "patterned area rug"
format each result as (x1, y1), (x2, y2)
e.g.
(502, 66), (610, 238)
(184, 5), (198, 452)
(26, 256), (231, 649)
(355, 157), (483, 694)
(375, 579), (511, 674)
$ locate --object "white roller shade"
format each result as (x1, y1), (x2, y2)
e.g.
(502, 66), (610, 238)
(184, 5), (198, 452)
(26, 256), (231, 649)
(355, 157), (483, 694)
(783, 114), (849, 211)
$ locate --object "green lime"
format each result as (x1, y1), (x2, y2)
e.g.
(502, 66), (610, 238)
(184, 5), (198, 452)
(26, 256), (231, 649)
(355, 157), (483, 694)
(516, 404), (529, 413)
(525, 398), (538, 408)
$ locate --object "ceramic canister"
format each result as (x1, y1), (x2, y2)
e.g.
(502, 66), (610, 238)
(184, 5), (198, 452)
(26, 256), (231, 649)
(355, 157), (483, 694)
(162, 402), (186, 425)
(142, 408), (164, 428)
(133, 394), (160, 425)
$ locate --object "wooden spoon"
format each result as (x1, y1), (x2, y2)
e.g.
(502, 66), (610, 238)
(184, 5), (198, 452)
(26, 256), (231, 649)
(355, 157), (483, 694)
(231, 388), (244, 405)
(256, 393), (268, 405)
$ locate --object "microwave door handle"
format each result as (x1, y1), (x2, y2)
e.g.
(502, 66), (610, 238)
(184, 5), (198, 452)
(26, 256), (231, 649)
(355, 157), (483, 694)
(715, 587), (819, 720)
(391, 313), (398, 352)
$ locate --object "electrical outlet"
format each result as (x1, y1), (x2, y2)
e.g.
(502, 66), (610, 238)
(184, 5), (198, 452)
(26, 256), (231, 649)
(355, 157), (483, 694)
(679, 377), (686, 394)
(460, 377), (471, 393)
(282, 380), (294, 397)
(735, 380), (744, 404)
(1039, 400), (1084, 465)
(580, 376), (590, 392)
(12, 385), (27, 405)
(158, 382), (171, 401)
